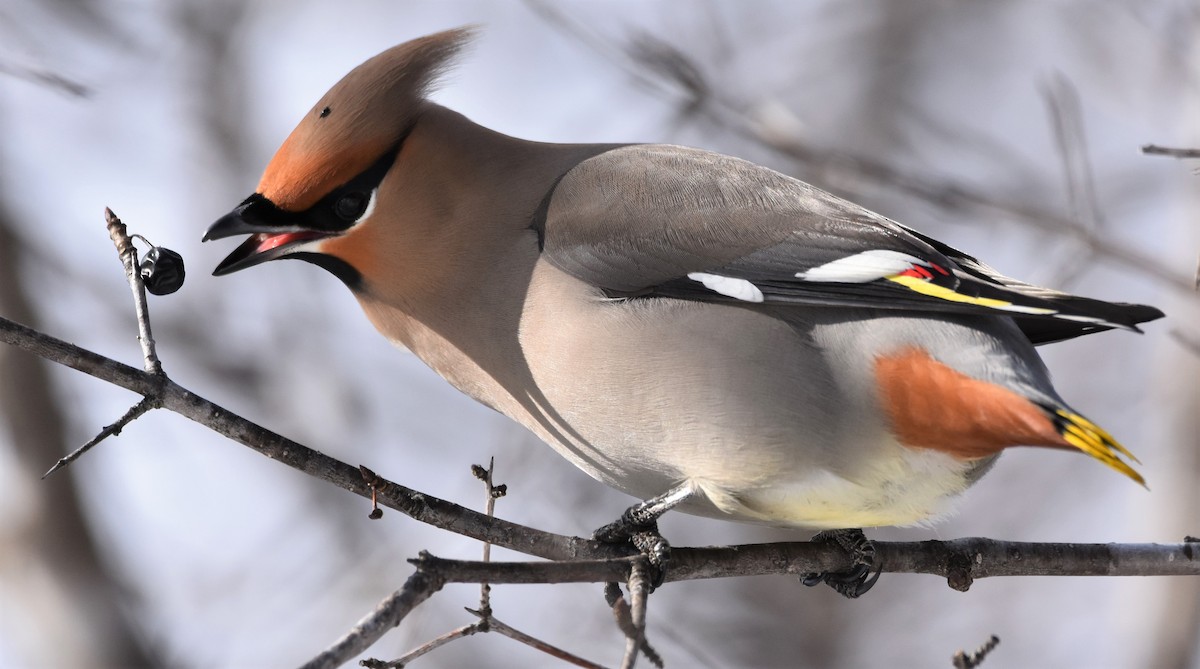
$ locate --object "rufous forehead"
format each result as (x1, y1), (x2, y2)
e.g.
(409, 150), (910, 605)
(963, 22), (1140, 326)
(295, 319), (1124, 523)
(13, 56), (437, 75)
(256, 129), (380, 212)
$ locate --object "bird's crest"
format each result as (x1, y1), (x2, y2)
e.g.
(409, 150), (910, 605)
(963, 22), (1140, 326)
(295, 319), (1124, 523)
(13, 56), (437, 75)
(257, 27), (476, 212)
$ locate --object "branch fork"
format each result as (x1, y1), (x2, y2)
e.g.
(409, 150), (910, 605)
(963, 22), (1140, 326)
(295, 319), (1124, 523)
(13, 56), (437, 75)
(43, 208), (167, 478)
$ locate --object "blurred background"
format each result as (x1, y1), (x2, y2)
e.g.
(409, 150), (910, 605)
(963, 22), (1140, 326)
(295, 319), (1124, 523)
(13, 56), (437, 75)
(1, 1), (1197, 667)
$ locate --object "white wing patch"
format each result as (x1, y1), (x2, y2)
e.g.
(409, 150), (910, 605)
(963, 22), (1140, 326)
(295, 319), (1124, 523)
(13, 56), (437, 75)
(687, 272), (764, 303)
(798, 249), (929, 283)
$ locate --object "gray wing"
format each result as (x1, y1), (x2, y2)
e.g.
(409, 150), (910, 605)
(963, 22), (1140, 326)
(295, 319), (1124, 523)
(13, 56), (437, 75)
(539, 144), (1162, 343)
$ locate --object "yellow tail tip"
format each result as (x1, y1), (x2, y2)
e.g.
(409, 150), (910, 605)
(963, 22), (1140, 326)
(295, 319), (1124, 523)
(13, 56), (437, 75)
(1056, 410), (1146, 487)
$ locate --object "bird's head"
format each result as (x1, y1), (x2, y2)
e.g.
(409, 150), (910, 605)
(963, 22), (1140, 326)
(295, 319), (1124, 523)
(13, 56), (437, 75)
(203, 27), (475, 287)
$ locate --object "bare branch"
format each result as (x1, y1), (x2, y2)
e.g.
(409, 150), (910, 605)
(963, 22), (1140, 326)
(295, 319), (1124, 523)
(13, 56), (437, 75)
(42, 395), (155, 478)
(0, 312), (598, 555)
(412, 538), (1200, 585)
(1142, 144), (1200, 159)
(4, 314), (1198, 582)
(319, 538), (1198, 666)
(675, 538), (1200, 583)
(0, 316), (162, 396)
(299, 568), (445, 669)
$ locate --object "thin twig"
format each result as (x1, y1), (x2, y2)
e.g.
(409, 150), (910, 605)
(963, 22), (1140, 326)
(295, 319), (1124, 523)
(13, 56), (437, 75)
(105, 208), (163, 376)
(0, 60), (90, 97)
(607, 583), (635, 661)
(1142, 144), (1200, 159)
(952, 634), (1001, 669)
(472, 457), (507, 614)
(466, 609), (609, 669)
(620, 560), (658, 669)
(353, 459), (593, 561)
(359, 461), (611, 669)
(364, 623), (482, 668)
(42, 396), (155, 478)
(358, 460), (511, 669)
(618, 599), (639, 667)
(605, 580), (662, 669)
(363, 461), (610, 669)
(299, 569), (445, 669)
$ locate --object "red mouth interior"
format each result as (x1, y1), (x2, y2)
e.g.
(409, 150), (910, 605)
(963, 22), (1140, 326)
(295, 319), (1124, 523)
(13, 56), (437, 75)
(255, 231), (327, 253)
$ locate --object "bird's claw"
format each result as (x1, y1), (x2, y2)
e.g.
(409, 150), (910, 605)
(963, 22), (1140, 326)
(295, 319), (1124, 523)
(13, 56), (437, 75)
(630, 529), (670, 589)
(800, 528), (881, 599)
(594, 518), (670, 589)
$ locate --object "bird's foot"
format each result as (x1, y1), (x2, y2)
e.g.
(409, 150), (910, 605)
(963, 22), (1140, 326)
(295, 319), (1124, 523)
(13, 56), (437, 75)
(594, 516), (671, 589)
(594, 486), (695, 589)
(801, 528), (881, 599)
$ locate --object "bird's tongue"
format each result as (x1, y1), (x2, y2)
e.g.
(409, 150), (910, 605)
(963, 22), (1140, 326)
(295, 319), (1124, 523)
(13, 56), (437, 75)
(256, 231), (324, 253)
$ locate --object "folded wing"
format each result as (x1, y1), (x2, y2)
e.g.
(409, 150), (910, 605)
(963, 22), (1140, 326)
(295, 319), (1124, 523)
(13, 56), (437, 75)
(539, 144), (1163, 345)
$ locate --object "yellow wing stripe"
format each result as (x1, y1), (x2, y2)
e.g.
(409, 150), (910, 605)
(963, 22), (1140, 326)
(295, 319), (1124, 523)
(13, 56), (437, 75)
(886, 275), (1057, 314)
(1056, 409), (1145, 486)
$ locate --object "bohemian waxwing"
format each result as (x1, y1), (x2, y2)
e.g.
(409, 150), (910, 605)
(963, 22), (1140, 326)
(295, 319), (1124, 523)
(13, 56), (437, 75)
(205, 28), (1162, 557)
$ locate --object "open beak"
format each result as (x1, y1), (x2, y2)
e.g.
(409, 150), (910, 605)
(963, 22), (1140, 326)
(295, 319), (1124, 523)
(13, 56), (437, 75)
(204, 201), (331, 276)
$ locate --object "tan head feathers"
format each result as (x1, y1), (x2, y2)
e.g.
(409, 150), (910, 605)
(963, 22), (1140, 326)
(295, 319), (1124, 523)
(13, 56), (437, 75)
(257, 27), (476, 212)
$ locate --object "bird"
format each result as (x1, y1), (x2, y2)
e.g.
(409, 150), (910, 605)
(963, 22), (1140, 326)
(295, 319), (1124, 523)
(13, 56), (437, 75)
(204, 27), (1162, 592)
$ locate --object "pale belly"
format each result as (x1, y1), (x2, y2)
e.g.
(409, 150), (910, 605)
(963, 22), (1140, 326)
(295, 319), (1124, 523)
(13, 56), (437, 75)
(513, 260), (984, 529)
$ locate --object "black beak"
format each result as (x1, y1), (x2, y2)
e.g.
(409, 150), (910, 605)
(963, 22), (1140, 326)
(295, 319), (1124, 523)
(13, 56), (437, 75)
(203, 200), (262, 243)
(204, 196), (328, 276)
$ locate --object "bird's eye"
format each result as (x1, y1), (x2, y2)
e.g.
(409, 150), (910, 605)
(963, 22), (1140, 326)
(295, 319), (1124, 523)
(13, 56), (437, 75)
(334, 191), (369, 221)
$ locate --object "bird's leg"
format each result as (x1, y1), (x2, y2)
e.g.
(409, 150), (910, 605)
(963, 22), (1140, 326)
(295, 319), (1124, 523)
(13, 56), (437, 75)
(801, 528), (882, 599)
(593, 482), (695, 587)
(593, 482), (695, 542)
